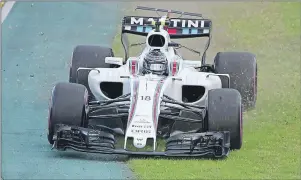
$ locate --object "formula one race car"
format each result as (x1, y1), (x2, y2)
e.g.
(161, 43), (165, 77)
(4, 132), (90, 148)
(47, 6), (257, 158)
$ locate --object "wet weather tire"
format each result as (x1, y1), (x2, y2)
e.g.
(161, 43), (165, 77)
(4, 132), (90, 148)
(47, 82), (88, 144)
(214, 52), (257, 110)
(206, 88), (243, 150)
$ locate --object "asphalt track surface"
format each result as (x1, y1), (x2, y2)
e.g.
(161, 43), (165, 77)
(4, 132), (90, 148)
(2, 2), (133, 179)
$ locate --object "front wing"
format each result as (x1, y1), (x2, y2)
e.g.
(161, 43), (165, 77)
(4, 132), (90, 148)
(52, 124), (230, 158)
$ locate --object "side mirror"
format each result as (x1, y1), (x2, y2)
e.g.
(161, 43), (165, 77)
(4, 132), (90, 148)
(105, 57), (124, 66)
(168, 42), (180, 47)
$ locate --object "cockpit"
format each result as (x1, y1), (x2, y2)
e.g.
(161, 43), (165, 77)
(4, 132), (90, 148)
(142, 50), (168, 76)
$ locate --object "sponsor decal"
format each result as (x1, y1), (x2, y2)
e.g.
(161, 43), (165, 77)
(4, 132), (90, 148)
(133, 117), (151, 124)
(131, 129), (151, 134)
(128, 17), (205, 28)
(132, 125), (152, 128)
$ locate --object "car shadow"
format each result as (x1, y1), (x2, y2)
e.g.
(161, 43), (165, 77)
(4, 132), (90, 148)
(126, 154), (228, 161)
(47, 149), (227, 162)
(48, 150), (130, 162)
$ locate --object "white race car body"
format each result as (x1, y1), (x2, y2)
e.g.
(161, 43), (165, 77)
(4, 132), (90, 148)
(87, 22), (224, 149)
(51, 7), (234, 158)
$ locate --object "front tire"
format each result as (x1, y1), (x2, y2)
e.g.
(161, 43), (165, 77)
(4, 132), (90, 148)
(206, 88), (243, 150)
(47, 82), (88, 144)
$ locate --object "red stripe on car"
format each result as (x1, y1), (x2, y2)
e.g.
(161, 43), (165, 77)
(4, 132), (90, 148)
(127, 79), (139, 126)
(152, 79), (165, 129)
(168, 28), (177, 34)
(172, 61), (177, 76)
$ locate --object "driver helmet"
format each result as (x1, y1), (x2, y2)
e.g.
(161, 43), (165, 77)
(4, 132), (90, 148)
(143, 50), (168, 75)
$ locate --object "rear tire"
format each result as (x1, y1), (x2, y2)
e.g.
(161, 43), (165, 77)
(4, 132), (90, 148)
(206, 88), (243, 150)
(214, 52), (257, 110)
(69, 45), (114, 100)
(47, 82), (88, 144)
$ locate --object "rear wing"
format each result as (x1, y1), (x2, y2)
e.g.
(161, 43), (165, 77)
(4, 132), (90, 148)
(122, 16), (211, 39)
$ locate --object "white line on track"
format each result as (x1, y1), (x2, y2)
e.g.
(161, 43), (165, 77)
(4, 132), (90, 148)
(1, 1), (15, 23)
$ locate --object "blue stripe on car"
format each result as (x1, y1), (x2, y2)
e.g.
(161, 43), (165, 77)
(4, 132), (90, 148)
(137, 26), (143, 32)
(182, 28), (189, 34)
(191, 29), (198, 34)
